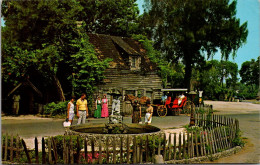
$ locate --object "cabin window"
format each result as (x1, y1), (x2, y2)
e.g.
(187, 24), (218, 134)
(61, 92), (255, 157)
(130, 56), (141, 70)
(131, 57), (137, 68)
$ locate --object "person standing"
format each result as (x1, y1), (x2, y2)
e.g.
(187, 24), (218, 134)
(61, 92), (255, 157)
(101, 94), (109, 118)
(13, 94), (21, 115)
(94, 96), (102, 118)
(67, 96), (76, 124)
(132, 100), (142, 123)
(76, 93), (88, 125)
(145, 101), (153, 125)
(178, 93), (185, 105)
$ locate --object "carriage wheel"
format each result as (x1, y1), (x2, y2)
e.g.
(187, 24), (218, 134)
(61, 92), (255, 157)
(157, 105), (167, 117)
(183, 101), (194, 115)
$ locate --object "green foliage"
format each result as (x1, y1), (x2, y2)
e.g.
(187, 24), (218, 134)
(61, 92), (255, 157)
(52, 135), (84, 159)
(232, 129), (245, 147)
(69, 31), (112, 110)
(135, 135), (165, 153)
(78, 0), (141, 37)
(238, 57), (259, 99)
(132, 34), (184, 87)
(43, 101), (68, 116)
(193, 60), (239, 100)
(236, 83), (258, 100)
(239, 57), (259, 87)
(1, 0), (136, 104)
(184, 125), (203, 134)
(143, 0), (248, 89)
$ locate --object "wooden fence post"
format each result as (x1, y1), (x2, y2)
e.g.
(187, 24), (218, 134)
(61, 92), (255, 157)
(48, 137), (53, 164)
(63, 136), (67, 164)
(173, 133), (177, 160)
(91, 137), (95, 162)
(4, 133), (8, 161)
(191, 131), (194, 158)
(1, 132), (3, 160)
(139, 136), (143, 163)
(218, 127), (224, 150)
(187, 132), (190, 159)
(35, 137), (39, 164)
(209, 128), (216, 154)
(178, 133), (182, 160)
(133, 136), (137, 164)
(228, 125), (232, 147)
(163, 133), (166, 160)
(126, 135), (130, 164)
(199, 131), (203, 156)
(10, 134), (13, 162)
(212, 128), (219, 152)
(223, 126), (229, 149)
(42, 137), (46, 164)
(99, 136), (102, 164)
(69, 136), (74, 164)
(113, 136), (116, 164)
(76, 136), (81, 164)
(206, 129), (212, 155)
(168, 133), (172, 160)
(183, 132), (186, 158)
(85, 137), (88, 164)
(152, 136), (155, 162)
(52, 137), (58, 164)
(16, 135), (20, 161)
(146, 135), (149, 162)
(158, 134), (161, 156)
(22, 139), (31, 164)
(195, 131), (199, 157)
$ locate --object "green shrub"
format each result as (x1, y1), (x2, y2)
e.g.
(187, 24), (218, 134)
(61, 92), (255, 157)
(232, 129), (245, 147)
(43, 101), (68, 116)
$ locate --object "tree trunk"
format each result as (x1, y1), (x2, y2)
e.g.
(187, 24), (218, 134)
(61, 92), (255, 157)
(184, 59), (192, 91)
(53, 75), (65, 101)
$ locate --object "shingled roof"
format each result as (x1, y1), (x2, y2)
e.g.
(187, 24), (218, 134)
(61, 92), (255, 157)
(87, 33), (157, 71)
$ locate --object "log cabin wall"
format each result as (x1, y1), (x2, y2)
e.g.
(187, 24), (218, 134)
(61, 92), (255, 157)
(94, 69), (163, 116)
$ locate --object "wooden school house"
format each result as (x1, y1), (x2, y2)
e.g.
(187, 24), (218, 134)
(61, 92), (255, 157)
(87, 33), (163, 115)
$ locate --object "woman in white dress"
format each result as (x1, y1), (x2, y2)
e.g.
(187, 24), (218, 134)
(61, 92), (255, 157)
(67, 96), (76, 124)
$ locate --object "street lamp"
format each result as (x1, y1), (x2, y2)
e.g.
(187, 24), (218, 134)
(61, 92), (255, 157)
(199, 91), (203, 107)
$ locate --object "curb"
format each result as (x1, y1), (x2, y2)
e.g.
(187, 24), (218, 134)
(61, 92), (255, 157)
(164, 146), (242, 164)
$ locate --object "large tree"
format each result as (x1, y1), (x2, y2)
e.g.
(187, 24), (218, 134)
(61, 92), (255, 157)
(239, 57), (259, 87)
(2, 0), (122, 102)
(143, 0), (248, 89)
(78, 0), (141, 36)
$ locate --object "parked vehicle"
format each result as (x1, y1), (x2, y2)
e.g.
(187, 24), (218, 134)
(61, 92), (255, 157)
(152, 88), (195, 117)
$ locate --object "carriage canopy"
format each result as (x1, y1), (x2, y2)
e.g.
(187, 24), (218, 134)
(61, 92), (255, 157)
(161, 88), (188, 92)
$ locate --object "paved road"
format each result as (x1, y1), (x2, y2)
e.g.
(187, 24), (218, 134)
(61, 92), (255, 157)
(204, 101), (260, 164)
(1, 115), (190, 138)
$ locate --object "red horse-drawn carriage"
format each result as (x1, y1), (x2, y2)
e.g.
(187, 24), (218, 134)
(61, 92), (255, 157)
(152, 88), (195, 117)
